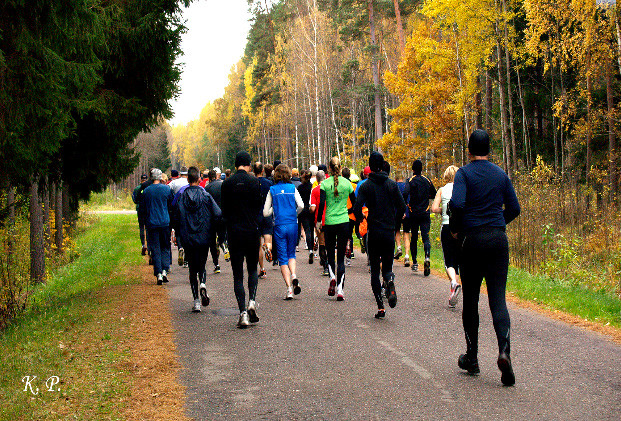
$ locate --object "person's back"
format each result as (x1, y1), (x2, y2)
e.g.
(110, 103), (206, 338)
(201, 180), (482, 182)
(270, 182), (298, 226)
(357, 172), (405, 232)
(178, 185), (221, 248)
(205, 179), (223, 208)
(406, 174), (435, 216)
(320, 175), (353, 226)
(440, 182), (454, 225)
(222, 168), (262, 234)
(143, 182), (172, 229)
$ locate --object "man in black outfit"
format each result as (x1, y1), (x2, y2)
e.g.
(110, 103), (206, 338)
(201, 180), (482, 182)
(449, 129), (521, 386)
(205, 169), (229, 273)
(221, 151), (263, 328)
(354, 152), (406, 319)
(405, 159), (436, 276)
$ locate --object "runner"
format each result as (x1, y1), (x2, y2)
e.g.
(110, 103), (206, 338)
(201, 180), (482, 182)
(263, 163), (304, 299)
(177, 167), (222, 312)
(310, 170), (328, 275)
(394, 175), (411, 267)
(341, 167), (357, 265)
(316, 157), (356, 301)
(221, 151), (263, 328)
(205, 169), (229, 273)
(142, 168), (173, 285)
(431, 165), (462, 308)
(169, 166), (189, 266)
(404, 159), (436, 276)
(132, 174), (149, 255)
(297, 170), (315, 264)
(253, 162), (273, 279)
(449, 129), (520, 386)
(354, 152), (406, 319)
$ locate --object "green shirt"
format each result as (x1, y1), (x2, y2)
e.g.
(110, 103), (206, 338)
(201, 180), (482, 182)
(320, 176), (354, 225)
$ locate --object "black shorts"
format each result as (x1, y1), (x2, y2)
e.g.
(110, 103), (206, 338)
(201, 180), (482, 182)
(260, 215), (274, 236)
(396, 217), (411, 233)
(440, 224), (460, 273)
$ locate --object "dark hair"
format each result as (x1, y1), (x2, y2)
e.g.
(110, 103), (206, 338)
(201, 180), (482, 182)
(369, 151), (384, 173)
(318, 164), (328, 173)
(383, 160), (391, 175)
(301, 170), (311, 183)
(208, 169), (217, 181)
(342, 167), (351, 179)
(329, 157), (341, 196)
(264, 164), (274, 177)
(235, 151), (252, 168)
(253, 162), (263, 176)
(187, 166), (200, 184)
(273, 163), (292, 183)
(468, 129), (490, 156)
(360, 171), (366, 181)
(170, 170), (179, 178)
(225, 169), (231, 177)
(140, 174), (148, 180)
(412, 160), (423, 175)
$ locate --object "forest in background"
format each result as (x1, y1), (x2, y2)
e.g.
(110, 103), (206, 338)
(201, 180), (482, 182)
(166, 0), (621, 296)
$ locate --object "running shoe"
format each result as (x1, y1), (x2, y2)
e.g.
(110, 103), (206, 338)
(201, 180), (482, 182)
(336, 284), (344, 301)
(351, 251), (356, 259)
(386, 274), (397, 308)
(221, 243), (230, 262)
(394, 247), (402, 260)
(141, 245), (147, 256)
(424, 258), (431, 276)
(404, 255), (410, 267)
(458, 354), (480, 374)
(262, 244), (272, 262)
(292, 278), (301, 295)
(213, 265), (221, 274)
(178, 248), (185, 266)
(328, 278), (336, 296)
(285, 288), (294, 300)
(411, 262), (418, 272)
(345, 240), (352, 258)
(374, 309), (385, 319)
(156, 273), (163, 285)
(497, 352), (515, 386)
(308, 251), (314, 264)
(313, 237), (319, 251)
(238, 311), (250, 328)
(192, 299), (201, 313)
(247, 300), (259, 323)
(296, 246), (300, 253)
(322, 266), (330, 276)
(273, 259), (279, 266)
(448, 284), (461, 308)
(162, 270), (169, 283)
(259, 269), (267, 279)
(345, 257), (351, 266)
(360, 238), (366, 254)
(183, 261), (188, 268)
(200, 283), (210, 307)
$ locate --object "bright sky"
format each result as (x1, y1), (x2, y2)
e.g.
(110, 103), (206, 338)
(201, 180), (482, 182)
(168, 0), (252, 127)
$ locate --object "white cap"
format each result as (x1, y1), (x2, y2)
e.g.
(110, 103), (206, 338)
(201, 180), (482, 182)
(213, 167), (221, 174)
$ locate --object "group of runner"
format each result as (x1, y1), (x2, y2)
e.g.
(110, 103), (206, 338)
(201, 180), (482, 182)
(133, 129), (520, 386)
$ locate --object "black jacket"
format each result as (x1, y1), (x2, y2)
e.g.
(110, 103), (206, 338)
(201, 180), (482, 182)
(297, 181), (312, 216)
(221, 169), (262, 235)
(205, 179), (223, 207)
(178, 186), (222, 248)
(404, 174), (436, 217)
(354, 171), (406, 232)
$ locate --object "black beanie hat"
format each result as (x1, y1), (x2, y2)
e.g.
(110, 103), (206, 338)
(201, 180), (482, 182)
(468, 129), (490, 156)
(235, 151), (252, 168)
(369, 151), (384, 173)
(412, 160), (423, 175)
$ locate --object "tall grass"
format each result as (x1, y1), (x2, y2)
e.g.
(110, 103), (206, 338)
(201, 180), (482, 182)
(82, 187), (135, 211)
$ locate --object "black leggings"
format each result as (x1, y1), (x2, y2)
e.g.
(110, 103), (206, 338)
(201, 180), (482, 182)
(410, 214), (431, 263)
(186, 245), (209, 300)
(323, 222), (350, 287)
(228, 231), (260, 312)
(460, 228), (511, 357)
(299, 212), (314, 250)
(368, 228), (395, 309)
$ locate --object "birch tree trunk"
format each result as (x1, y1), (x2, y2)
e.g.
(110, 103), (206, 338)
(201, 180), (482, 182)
(606, 62), (617, 199)
(368, 0), (383, 149)
(496, 36), (511, 174)
(30, 178), (46, 284)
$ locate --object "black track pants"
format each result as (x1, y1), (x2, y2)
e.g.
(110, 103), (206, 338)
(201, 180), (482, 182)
(186, 245), (209, 300)
(323, 222), (350, 287)
(368, 228), (395, 309)
(460, 228), (511, 357)
(409, 214), (431, 263)
(228, 231), (260, 312)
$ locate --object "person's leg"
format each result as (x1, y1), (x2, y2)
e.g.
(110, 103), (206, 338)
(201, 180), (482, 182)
(421, 214), (431, 258)
(335, 222), (349, 288)
(161, 228), (171, 273)
(138, 215), (146, 248)
(149, 228), (161, 276)
(209, 234), (219, 267)
(324, 225), (337, 280)
(460, 233), (485, 359)
(274, 225), (291, 288)
(318, 231), (327, 271)
(484, 230), (511, 356)
(441, 225), (458, 285)
(286, 223), (297, 278)
(380, 229), (395, 281)
(367, 230), (384, 310)
(245, 233), (260, 303)
(228, 234), (246, 312)
(186, 247), (200, 300)
(410, 217), (420, 266)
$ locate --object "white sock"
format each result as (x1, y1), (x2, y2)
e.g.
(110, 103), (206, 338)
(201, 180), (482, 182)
(292, 273), (297, 280)
(451, 280), (458, 288)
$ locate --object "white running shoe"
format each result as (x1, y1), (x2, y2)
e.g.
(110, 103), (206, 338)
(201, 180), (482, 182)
(336, 284), (344, 301)
(238, 311), (250, 328)
(192, 299), (201, 312)
(157, 273), (163, 285)
(285, 287), (294, 300)
(162, 270), (168, 283)
(345, 257), (351, 266)
(247, 300), (259, 323)
(200, 283), (210, 306)
(449, 284), (462, 308)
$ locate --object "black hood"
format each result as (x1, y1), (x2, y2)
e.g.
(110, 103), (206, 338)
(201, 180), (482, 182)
(368, 171), (388, 184)
(181, 186), (203, 213)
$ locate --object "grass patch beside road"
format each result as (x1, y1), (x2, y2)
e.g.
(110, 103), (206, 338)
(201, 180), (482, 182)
(0, 214), (144, 420)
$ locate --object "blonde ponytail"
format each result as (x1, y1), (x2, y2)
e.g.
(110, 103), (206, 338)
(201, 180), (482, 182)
(329, 156), (341, 196)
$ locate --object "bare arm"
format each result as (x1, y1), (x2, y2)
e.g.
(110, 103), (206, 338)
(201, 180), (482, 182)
(431, 187), (443, 214)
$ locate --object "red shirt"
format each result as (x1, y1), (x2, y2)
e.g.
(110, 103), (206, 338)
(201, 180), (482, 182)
(199, 179), (209, 188)
(311, 183), (325, 225)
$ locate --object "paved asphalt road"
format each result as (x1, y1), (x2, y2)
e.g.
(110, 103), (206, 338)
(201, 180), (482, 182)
(163, 247), (621, 420)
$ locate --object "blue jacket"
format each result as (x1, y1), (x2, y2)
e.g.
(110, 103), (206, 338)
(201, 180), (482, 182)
(178, 186), (222, 248)
(270, 182), (298, 226)
(142, 183), (173, 229)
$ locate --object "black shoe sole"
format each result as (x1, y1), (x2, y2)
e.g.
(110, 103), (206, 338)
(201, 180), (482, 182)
(458, 354), (480, 374)
(498, 354), (515, 386)
(386, 281), (397, 308)
(424, 260), (430, 276)
(292, 278), (301, 295)
(248, 308), (259, 323)
(374, 310), (385, 319)
(309, 254), (314, 264)
(162, 276), (169, 283)
(394, 251), (402, 260)
(157, 279), (163, 285)
(200, 289), (210, 307)
(328, 279), (336, 296)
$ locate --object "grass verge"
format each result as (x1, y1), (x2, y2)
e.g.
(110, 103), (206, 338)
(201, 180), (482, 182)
(0, 214), (187, 420)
